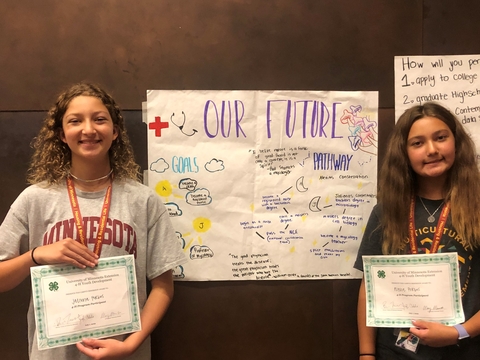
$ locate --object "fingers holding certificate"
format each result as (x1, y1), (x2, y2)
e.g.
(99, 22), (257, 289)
(362, 253), (464, 327)
(30, 255), (141, 350)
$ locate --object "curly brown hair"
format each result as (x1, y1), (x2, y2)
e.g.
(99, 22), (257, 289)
(27, 82), (141, 185)
(378, 102), (480, 254)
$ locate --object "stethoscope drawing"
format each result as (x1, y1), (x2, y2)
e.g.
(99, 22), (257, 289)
(170, 112), (198, 137)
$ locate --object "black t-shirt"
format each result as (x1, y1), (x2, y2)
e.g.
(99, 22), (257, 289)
(354, 198), (480, 359)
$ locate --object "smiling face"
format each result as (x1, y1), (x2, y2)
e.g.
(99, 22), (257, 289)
(407, 116), (456, 184)
(60, 95), (118, 167)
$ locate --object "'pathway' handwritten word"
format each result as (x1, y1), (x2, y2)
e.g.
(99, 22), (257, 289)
(313, 153), (353, 171)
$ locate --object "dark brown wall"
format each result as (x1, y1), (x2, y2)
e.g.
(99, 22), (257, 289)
(1, 1), (480, 359)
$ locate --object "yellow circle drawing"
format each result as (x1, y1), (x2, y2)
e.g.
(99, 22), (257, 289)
(155, 180), (173, 197)
(193, 217), (212, 233)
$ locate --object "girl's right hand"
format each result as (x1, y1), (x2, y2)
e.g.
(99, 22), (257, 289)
(32, 239), (98, 268)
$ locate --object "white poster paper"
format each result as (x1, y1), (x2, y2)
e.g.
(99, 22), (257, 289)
(146, 90), (378, 280)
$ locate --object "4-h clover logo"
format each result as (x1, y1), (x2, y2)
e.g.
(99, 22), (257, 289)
(48, 281), (59, 291)
(377, 270), (386, 279)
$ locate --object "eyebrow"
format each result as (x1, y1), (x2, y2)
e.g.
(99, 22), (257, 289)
(408, 129), (450, 140)
(64, 111), (110, 118)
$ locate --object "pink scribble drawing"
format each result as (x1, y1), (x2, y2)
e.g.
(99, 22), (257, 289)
(340, 105), (378, 156)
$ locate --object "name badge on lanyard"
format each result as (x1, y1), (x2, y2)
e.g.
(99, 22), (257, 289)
(394, 196), (451, 352)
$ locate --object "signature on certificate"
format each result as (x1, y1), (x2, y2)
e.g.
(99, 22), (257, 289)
(423, 305), (445, 313)
(55, 313), (95, 328)
(101, 311), (123, 320)
(382, 301), (419, 311)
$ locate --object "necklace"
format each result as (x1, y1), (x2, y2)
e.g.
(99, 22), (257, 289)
(418, 197), (444, 223)
(69, 169), (113, 183)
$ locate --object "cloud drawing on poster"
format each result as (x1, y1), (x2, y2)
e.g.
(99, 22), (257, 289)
(173, 265), (185, 279)
(176, 231), (186, 248)
(186, 188), (213, 206)
(179, 178), (198, 191)
(150, 158), (169, 173)
(190, 245), (214, 260)
(205, 158), (225, 172)
(166, 202), (183, 217)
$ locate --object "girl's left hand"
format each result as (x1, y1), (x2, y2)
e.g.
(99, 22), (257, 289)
(409, 319), (458, 347)
(76, 338), (134, 360)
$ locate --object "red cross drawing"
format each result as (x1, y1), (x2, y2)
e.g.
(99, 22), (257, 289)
(149, 116), (169, 137)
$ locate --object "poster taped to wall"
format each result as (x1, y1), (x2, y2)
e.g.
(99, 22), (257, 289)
(146, 90), (378, 281)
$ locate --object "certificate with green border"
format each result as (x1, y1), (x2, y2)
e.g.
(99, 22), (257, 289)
(362, 253), (464, 327)
(30, 255), (141, 350)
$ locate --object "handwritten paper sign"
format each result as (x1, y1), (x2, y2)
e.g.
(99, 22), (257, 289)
(146, 90), (378, 280)
(395, 54), (480, 151)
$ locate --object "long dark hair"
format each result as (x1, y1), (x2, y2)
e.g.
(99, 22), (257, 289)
(378, 102), (480, 254)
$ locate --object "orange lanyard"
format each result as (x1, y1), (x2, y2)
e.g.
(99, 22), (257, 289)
(408, 195), (450, 254)
(66, 177), (112, 257)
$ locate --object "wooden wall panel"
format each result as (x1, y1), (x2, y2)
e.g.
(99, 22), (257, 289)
(153, 280), (335, 360)
(423, 0), (480, 55)
(0, 114), (40, 360)
(0, 0), (421, 111)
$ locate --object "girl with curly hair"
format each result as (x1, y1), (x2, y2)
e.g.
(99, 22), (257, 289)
(0, 82), (186, 359)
